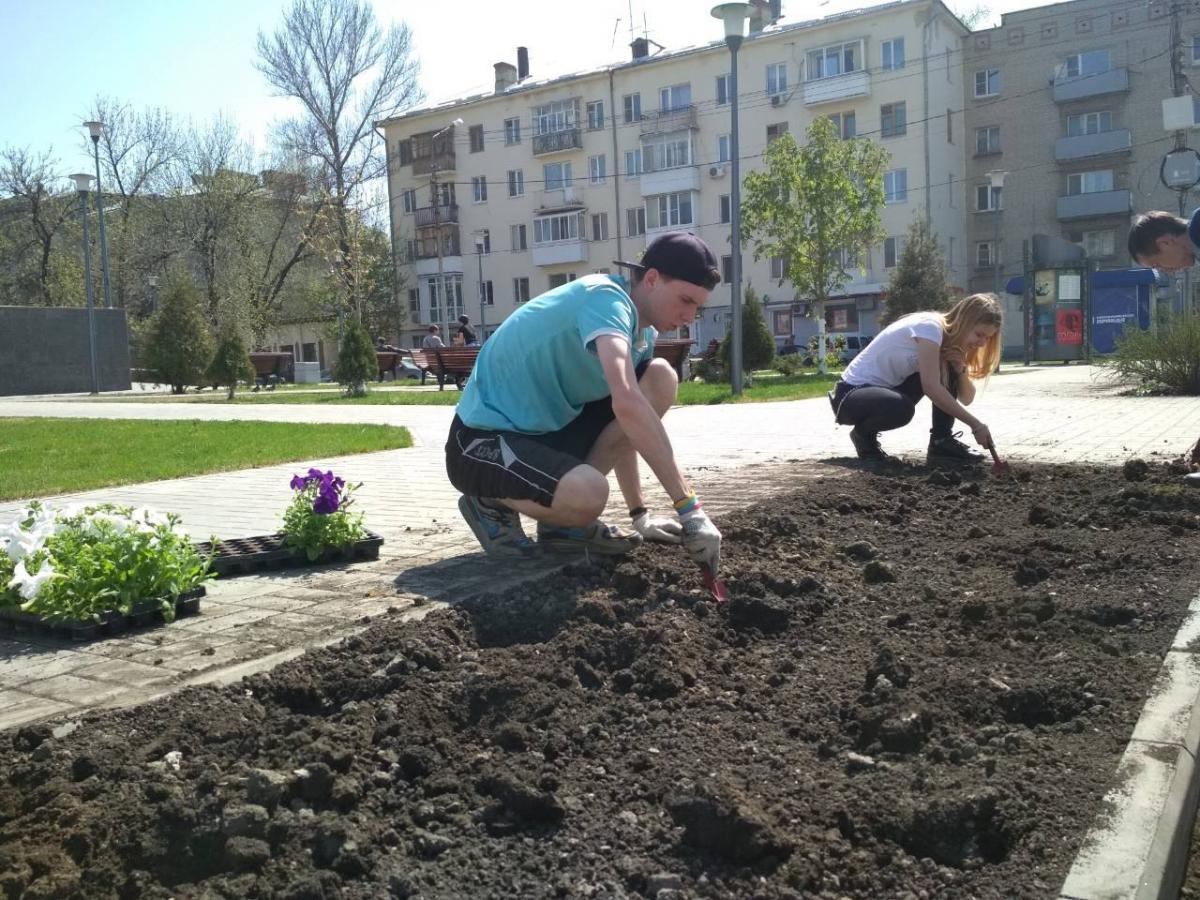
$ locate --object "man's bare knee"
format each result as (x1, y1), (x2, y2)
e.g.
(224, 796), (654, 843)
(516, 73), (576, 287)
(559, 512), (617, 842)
(638, 357), (679, 415)
(550, 465), (608, 526)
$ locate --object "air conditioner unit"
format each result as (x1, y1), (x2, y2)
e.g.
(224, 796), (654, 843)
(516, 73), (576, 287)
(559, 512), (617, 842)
(770, 93), (785, 107)
(709, 164), (727, 178)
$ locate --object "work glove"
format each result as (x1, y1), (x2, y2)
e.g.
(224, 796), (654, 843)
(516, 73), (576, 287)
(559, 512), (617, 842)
(631, 511), (683, 544)
(679, 507), (721, 575)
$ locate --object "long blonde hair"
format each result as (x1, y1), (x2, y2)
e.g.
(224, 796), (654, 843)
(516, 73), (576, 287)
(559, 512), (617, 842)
(941, 293), (1003, 378)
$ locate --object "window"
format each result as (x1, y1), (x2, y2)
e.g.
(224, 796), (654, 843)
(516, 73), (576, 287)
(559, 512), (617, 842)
(532, 99), (578, 135)
(770, 257), (786, 280)
(511, 223), (527, 251)
(884, 236), (907, 267)
(401, 188), (417, 213)
(881, 38), (904, 70)
(974, 69), (1001, 97)
(591, 212), (608, 241)
(659, 84), (691, 112)
(767, 62), (788, 95)
(624, 148), (643, 179)
(504, 117), (521, 144)
(642, 133), (691, 171)
(1066, 111), (1112, 136)
(586, 100), (605, 130)
(471, 176), (488, 203)
(837, 247), (860, 270)
(480, 280), (494, 305)
(469, 124), (484, 153)
(1064, 49), (1111, 78)
(433, 182), (455, 206)
(477, 228), (491, 253)
(721, 255), (733, 284)
(533, 212), (580, 243)
(767, 122), (789, 142)
(588, 154), (607, 185)
(407, 288), (420, 314)
(548, 273), (577, 289)
(773, 311), (791, 336)
(623, 92), (642, 123)
(1067, 229), (1116, 257)
(829, 111), (856, 139)
(626, 206), (646, 237)
(884, 168), (908, 203)
(716, 73), (732, 105)
(507, 169), (524, 197)
(975, 126), (1000, 155)
(514, 276), (530, 302)
(807, 41), (859, 80)
(880, 102), (906, 137)
(1067, 170), (1114, 194)
(543, 161), (573, 191)
(717, 134), (731, 163)
(1193, 35), (1200, 64)
(719, 194), (731, 224)
(398, 139), (412, 166)
(976, 183), (1002, 211)
(427, 273), (464, 323)
(646, 191), (694, 229)
(976, 241), (997, 267)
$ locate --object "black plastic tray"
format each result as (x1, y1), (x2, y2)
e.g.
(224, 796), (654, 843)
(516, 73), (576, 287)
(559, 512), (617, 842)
(193, 531), (383, 577)
(0, 587), (205, 642)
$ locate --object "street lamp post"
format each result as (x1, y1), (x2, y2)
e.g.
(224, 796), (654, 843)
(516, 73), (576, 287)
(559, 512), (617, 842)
(84, 121), (112, 309)
(987, 169), (1007, 297)
(429, 118), (463, 341)
(475, 234), (487, 341)
(147, 274), (159, 315)
(712, 2), (751, 396)
(70, 173), (100, 394)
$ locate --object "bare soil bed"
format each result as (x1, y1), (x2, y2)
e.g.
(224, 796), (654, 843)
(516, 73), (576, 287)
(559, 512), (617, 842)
(1, 461), (1198, 900)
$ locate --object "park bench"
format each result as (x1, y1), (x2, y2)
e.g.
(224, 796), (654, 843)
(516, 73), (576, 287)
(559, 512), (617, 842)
(652, 338), (694, 381)
(248, 352), (294, 389)
(429, 346), (480, 391)
(405, 348), (434, 385)
(375, 351), (402, 382)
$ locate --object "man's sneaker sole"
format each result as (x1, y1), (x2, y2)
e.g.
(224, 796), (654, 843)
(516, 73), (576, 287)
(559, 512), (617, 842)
(457, 496), (538, 559)
(537, 525), (643, 556)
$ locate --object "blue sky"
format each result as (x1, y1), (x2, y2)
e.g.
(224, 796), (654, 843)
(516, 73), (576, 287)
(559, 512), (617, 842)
(1, 0), (1027, 175)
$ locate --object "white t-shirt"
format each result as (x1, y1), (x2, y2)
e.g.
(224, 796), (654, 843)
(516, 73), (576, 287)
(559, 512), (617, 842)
(841, 312), (944, 387)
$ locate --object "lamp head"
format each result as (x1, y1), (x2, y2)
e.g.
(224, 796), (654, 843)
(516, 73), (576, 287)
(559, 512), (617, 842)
(84, 120), (103, 142)
(69, 173), (93, 193)
(711, 2), (752, 40)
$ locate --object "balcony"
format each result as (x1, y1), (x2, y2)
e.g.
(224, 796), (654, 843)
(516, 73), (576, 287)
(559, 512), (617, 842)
(532, 238), (587, 267)
(1053, 67), (1129, 103)
(1055, 128), (1132, 162)
(412, 151), (456, 176)
(640, 105), (699, 136)
(538, 186), (585, 212)
(532, 127), (583, 156)
(640, 166), (701, 198)
(1056, 189), (1131, 220)
(804, 70), (871, 106)
(414, 204), (458, 228)
(413, 254), (463, 277)
(405, 229), (461, 263)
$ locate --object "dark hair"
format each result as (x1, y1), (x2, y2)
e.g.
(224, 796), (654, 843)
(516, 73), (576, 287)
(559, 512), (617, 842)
(427, 324), (439, 333)
(458, 315), (470, 325)
(1128, 211), (1187, 261)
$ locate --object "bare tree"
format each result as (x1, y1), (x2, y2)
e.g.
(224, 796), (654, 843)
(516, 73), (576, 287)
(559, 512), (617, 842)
(0, 147), (77, 305)
(255, 0), (422, 312)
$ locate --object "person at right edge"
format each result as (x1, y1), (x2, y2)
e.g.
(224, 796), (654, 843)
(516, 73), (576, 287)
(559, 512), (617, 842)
(829, 293), (1002, 465)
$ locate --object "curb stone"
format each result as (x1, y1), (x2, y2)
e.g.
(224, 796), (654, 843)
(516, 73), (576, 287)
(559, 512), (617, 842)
(1060, 593), (1200, 899)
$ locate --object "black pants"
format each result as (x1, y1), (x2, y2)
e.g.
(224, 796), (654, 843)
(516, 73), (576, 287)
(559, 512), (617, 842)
(831, 371), (957, 438)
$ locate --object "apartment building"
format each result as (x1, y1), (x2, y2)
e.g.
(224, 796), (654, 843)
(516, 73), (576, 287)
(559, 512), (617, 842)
(963, 0), (1200, 348)
(378, 0), (969, 350)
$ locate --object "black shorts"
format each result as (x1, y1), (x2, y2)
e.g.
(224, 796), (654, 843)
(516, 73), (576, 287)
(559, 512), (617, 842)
(445, 361), (648, 507)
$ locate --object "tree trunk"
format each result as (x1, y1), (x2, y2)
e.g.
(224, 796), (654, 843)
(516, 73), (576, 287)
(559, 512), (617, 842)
(816, 301), (828, 376)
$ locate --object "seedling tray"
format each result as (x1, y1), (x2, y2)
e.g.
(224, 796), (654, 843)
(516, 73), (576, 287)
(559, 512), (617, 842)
(194, 531), (384, 577)
(0, 587), (205, 642)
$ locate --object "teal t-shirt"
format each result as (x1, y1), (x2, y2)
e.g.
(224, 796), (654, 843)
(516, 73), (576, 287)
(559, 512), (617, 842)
(456, 273), (657, 433)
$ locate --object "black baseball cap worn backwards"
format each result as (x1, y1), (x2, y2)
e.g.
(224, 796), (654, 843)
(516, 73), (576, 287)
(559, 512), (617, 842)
(614, 231), (721, 290)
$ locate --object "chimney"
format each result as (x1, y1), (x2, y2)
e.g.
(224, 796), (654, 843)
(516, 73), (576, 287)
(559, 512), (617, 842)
(494, 62), (517, 93)
(631, 37), (649, 60)
(517, 46), (529, 81)
(769, 0), (782, 23)
(748, 0), (769, 33)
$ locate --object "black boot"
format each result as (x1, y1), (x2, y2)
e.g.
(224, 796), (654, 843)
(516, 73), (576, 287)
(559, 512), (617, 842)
(850, 427), (889, 461)
(927, 431), (985, 465)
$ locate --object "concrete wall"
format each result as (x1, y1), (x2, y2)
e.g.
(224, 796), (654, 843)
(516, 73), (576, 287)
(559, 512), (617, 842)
(0, 306), (132, 396)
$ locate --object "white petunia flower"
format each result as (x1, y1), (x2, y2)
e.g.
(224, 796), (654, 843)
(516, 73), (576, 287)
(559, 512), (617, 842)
(10, 557), (57, 601)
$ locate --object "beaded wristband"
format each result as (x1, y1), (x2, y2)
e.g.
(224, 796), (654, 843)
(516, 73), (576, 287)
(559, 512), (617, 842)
(673, 493), (701, 516)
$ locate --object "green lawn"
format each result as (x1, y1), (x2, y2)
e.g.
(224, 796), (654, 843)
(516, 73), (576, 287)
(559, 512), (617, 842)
(0, 418), (413, 501)
(677, 370), (842, 405)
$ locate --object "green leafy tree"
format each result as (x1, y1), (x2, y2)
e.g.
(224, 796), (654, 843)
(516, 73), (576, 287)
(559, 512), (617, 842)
(143, 273), (214, 394)
(205, 327), (255, 399)
(332, 317), (376, 396)
(720, 284), (775, 378)
(741, 117), (889, 374)
(880, 217), (953, 326)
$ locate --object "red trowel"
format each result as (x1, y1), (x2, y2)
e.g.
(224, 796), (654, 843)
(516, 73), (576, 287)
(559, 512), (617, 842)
(701, 564), (728, 603)
(986, 442), (1010, 475)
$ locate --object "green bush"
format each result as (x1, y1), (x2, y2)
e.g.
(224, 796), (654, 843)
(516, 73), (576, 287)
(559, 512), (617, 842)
(332, 319), (377, 397)
(806, 333), (846, 369)
(206, 329), (255, 399)
(773, 354), (804, 376)
(719, 286), (775, 378)
(1110, 314), (1200, 395)
(142, 275), (214, 394)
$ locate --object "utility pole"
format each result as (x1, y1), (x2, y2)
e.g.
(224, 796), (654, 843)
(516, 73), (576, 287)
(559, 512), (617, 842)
(432, 162), (445, 339)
